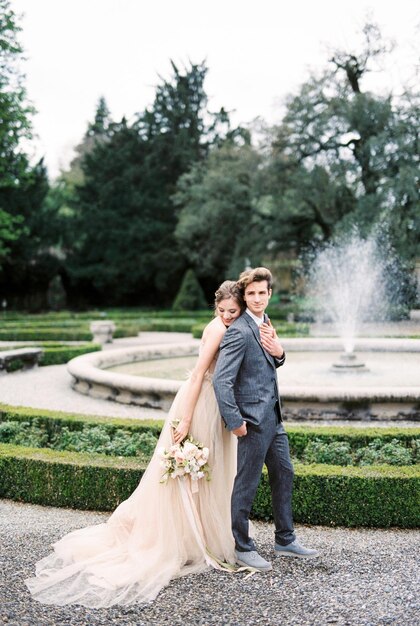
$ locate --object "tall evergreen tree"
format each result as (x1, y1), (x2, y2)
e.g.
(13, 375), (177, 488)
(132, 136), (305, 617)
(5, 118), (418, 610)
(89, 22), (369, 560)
(0, 0), (50, 308)
(68, 62), (224, 305)
(0, 0), (33, 186)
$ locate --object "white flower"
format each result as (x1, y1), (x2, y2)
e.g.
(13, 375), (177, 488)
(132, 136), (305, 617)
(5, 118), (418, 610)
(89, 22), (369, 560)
(183, 441), (198, 460)
(160, 433), (211, 485)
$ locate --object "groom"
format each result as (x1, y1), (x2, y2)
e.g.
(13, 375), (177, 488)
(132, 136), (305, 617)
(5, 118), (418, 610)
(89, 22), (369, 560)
(213, 267), (317, 571)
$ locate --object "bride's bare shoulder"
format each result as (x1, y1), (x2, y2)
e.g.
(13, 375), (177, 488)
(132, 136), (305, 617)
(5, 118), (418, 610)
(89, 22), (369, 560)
(201, 316), (226, 343)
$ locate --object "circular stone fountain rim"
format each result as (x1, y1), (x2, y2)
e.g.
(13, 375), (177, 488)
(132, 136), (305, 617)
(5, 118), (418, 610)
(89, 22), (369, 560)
(67, 337), (420, 406)
(68, 341), (199, 395)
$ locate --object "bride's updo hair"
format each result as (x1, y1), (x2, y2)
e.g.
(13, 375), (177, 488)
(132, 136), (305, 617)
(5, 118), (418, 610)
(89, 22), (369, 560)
(214, 280), (245, 314)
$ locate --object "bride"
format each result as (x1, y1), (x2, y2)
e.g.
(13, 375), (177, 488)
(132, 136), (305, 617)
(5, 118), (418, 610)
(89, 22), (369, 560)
(26, 280), (245, 607)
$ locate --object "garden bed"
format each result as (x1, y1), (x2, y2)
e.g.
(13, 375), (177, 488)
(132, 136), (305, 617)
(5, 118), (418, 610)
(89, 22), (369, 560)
(0, 343), (101, 370)
(0, 405), (419, 527)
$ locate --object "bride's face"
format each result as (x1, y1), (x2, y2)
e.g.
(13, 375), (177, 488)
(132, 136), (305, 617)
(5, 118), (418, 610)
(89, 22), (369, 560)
(216, 297), (242, 327)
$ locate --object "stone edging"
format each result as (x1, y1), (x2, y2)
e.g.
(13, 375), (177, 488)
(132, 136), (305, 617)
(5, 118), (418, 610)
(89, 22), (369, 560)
(67, 341), (199, 410)
(67, 338), (420, 416)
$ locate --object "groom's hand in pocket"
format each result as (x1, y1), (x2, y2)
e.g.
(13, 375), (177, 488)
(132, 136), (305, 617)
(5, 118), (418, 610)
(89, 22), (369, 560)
(232, 421), (247, 438)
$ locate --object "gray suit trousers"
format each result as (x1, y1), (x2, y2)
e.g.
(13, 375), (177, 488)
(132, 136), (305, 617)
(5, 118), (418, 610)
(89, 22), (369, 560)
(232, 410), (296, 552)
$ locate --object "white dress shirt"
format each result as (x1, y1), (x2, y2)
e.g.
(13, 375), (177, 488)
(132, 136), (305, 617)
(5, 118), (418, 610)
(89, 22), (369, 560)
(245, 308), (265, 327)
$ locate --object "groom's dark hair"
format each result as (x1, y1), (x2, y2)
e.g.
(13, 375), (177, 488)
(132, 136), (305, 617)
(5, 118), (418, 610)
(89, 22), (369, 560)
(237, 267), (273, 293)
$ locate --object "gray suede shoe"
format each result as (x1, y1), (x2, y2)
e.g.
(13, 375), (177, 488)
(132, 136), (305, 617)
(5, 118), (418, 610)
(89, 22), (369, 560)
(274, 540), (318, 558)
(235, 550), (273, 571)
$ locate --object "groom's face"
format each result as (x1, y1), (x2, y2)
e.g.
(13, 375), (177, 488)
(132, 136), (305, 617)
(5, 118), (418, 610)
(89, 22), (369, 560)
(243, 280), (271, 318)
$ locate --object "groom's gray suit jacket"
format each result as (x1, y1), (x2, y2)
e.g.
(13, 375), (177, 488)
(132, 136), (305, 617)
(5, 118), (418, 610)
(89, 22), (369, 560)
(213, 313), (285, 431)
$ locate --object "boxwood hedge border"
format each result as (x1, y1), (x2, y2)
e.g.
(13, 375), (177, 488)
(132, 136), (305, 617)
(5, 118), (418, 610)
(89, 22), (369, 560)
(1, 403), (418, 452)
(0, 443), (418, 528)
(1, 405), (418, 527)
(0, 343), (101, 370)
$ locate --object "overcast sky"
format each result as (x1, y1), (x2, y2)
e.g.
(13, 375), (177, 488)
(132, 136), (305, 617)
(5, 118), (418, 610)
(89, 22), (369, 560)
(12, 0), (420, 179)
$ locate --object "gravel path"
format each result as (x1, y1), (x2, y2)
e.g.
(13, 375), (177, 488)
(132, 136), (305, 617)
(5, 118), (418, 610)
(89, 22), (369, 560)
(1, 499), (419, 626)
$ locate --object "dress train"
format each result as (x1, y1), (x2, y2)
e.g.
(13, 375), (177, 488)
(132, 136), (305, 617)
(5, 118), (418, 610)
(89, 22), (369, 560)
(25, 375), (237, 607)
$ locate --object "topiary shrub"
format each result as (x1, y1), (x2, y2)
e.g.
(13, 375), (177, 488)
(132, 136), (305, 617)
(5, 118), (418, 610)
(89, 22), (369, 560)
(47, 275), (67, 311)
(172, 269), (208, 311)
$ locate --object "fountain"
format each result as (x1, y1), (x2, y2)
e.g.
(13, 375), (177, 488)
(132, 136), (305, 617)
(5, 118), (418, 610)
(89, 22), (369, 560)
(67, 233), (420, 422)
(308, 232), (391, 372)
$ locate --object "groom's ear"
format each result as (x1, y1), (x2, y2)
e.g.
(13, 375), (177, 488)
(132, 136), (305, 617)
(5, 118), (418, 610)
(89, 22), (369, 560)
(268, 289), (272, 298)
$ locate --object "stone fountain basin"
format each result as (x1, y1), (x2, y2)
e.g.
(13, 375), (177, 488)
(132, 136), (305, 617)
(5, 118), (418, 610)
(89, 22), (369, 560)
(68, 342), (199, 411)
(67, 338), (420, 419)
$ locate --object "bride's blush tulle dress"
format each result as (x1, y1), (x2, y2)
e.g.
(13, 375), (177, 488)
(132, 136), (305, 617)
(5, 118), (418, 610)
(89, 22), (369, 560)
(25, 370), (237, 607)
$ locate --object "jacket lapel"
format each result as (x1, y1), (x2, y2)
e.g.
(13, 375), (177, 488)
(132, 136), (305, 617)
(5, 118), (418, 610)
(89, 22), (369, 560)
(244, 313), (276, 369)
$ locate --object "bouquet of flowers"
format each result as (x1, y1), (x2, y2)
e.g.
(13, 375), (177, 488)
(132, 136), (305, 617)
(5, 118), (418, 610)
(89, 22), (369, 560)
(158, 425), (210, 484)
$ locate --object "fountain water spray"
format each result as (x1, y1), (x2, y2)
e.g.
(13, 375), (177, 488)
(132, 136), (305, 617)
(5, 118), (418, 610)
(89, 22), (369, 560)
(308, 231), (391, 371)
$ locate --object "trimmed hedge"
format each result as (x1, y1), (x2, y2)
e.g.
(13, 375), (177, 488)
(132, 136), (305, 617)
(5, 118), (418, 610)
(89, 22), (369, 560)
(285, 424), (420, 456)
(136, 318), (208, 333)
(40, 343), (101, 365)
(0, 327), (139, 341)
(0, 443), (418, 527)
(191, 321), (310, 339)
(0, 404), (164, 438)
(0, 444), (146, 511)
(1, 406), (418, 527)
(1, 311), (310, 339)
(1, 343), (101, 368)
(253, 463), (419, 528)
(1, 309), (212, 321)
(0, 328), (94, 341)
(0, 404), (418, 453)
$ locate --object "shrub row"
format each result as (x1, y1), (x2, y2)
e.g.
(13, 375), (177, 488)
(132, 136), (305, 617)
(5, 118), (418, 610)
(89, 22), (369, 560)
(0, 321), (199, 341)
(136, 318), (208, 333)
(0, 328), (94, 341)
(0, 417), (418, 466)
(40, 343), (101, 365)
(0, 343), (100, 369)
(0, 443), (418, 527)
(254, 463), (419, 528)
(191, 321), (310, 339)
(0, 420), (159, 457)
(300, 437), (418, 466)
(285, 424), (420, 455)
(1, 308), (300, 322)
(0, 404), (164, 437)
(0, 327), (139, 341)
(1, 311), (308, 338)
(0, 444), (145, 511)
(1, 404), (418, 454)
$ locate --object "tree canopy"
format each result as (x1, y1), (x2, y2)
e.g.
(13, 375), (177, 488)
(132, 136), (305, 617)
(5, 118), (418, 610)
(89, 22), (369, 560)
(0, 0), (50, 308)
(261, 23), (419, 258)
(0, 16), (418, 310)
(65, 61), (241, 306)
